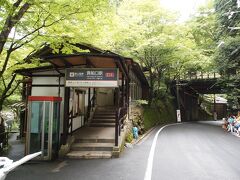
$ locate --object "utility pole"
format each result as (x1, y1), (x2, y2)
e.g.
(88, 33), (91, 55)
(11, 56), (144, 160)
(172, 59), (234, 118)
(176, 79), (181, 123)
(213, 94), (217, 120)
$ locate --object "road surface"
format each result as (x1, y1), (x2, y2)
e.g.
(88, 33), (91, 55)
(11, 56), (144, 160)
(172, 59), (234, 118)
(6, 121), (240, 180)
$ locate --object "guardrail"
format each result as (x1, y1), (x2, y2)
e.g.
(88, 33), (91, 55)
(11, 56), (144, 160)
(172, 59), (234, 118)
(172, 72), (221, 80)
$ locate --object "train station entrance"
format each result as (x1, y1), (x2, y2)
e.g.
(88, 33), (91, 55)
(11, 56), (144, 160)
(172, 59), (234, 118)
(16, 43), (149, 159)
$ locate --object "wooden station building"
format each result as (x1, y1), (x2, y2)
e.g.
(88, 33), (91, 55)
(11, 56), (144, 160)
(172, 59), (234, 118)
(16, 43), (149, 159)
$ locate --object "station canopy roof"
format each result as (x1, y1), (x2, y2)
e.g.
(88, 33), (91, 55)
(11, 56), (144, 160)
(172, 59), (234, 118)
(16, 43), (149, 87)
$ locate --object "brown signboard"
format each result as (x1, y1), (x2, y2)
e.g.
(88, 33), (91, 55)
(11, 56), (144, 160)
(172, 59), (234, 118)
(65, 68), (119, 87)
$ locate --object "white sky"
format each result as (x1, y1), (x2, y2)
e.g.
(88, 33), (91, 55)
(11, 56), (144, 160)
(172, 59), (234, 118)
(160, 0), (208, 21)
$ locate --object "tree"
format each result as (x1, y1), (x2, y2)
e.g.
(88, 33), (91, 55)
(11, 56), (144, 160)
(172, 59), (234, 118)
(214, 0), (240, 108)
(214, 0), (240, 37)
(0, 0), (111, 111)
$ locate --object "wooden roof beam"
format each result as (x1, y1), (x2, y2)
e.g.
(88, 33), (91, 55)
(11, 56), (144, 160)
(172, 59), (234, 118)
(60, 57), (73, 67)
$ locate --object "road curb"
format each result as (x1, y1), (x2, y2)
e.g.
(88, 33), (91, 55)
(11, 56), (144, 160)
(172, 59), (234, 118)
(133, 124), (161, 145)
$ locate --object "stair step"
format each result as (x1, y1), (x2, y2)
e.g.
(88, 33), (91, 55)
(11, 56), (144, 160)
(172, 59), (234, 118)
(90, 123), (115, 127)
(71, 143), (114, 151)
(67, 151), (112, 159)
(96, 108), (115, 109)
(93, 115), (116, 119)
(95, 113), (115, 115)
(75, 138), (115, 143)
(92, 119), (115, 123)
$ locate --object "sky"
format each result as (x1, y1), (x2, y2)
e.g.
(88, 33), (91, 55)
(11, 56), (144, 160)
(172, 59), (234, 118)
(160, 0), (208, 21)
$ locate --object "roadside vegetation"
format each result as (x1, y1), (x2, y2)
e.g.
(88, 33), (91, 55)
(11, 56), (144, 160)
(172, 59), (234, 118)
(1, 0), (240, 136)
(143, 99), (176, 130)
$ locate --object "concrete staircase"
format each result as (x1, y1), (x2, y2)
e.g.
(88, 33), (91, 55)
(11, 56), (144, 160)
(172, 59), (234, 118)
(89, 107), (116, 127)
(66, 107), (117, 159)
(67, 137), (115, 159)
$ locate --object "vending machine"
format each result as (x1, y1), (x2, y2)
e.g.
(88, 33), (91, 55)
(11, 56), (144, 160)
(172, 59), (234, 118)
(26, 96), (62, 160)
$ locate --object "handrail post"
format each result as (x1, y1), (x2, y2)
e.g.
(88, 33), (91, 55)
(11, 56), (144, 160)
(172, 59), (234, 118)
(71, 111), (73, 135)
(115, 109), (119, 146)
(119, 108), (121, 136)
(115, 87), (120, 146)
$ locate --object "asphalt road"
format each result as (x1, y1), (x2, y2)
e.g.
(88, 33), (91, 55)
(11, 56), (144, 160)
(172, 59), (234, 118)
(6, 121), (240, 180)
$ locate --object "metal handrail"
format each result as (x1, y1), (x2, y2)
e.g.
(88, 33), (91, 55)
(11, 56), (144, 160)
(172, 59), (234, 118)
(86, 94), (96, 121)
(178, 71), (221, 80)
(115, 105), (127, 146)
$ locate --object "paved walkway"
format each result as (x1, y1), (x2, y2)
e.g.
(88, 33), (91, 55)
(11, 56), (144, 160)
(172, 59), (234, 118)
(5, 133), (24, 161)
(6, 121), (240, 180)
(74, 127), (115, 139)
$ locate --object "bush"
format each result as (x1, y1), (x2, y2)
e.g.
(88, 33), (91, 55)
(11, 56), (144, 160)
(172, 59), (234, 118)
(143, 98), (176, 130)
(125, 132), (133, 143)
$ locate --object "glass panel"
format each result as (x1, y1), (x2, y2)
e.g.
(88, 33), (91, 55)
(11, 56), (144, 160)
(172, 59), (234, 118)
(43, 102), (50, 156)
(30, 102), (43, 154)
(52, 102), (60, 158)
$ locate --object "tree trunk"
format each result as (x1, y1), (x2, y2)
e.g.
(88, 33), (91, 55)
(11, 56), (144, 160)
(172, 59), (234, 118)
(0, 2), (31, 55)
(148, 70), (154, 106)
(0, 74), (19, 111)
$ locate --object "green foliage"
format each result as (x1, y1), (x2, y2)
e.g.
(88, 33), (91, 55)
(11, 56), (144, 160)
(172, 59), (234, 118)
(1, 0), (238, 112)
(125, 131), (133, 143)
(143, 106), (160, 130)
(215, 36), (240, 73)
(214, 0), (240, 37)
(135, 99), (148, 105)
(143, 98), (176, 130)
(0, 0), (113, 110)
(102, 0), (219, 105)
(213, 0), (240, 108)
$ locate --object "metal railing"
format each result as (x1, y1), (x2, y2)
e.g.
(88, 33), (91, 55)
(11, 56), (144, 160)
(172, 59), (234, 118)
(115, 105), (127, 146)
(178, 72), (221, 80)
(86, 94), (96, 122)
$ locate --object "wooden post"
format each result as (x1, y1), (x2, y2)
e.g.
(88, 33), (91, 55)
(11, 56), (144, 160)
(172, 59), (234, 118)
(115, 109), (119, 146)
(93, 88), (96, 109)
(71, 110), (73, 135)
(62, 87), (70, 145)
(122, 76), (125, 107)
(115, 88), (120, 146)
(86, 88), (91, 122)
(126, 78), (130, 118)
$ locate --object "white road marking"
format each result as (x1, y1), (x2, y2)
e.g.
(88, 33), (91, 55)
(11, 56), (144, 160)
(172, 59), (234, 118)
(144, 123), (182, 180)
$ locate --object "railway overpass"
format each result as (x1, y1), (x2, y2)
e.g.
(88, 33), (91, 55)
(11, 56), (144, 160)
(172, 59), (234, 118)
(171, 72), (226, 121)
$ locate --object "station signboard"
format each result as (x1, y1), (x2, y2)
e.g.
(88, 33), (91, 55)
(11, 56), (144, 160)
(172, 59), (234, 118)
(65, 68), (119, 87)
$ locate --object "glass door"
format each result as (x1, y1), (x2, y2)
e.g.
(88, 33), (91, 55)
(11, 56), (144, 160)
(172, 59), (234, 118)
(29, 102), (43, 154)
(27, 96), (61, 160)
(51, 102), (60, 159)
(28, 101), (51, 160)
